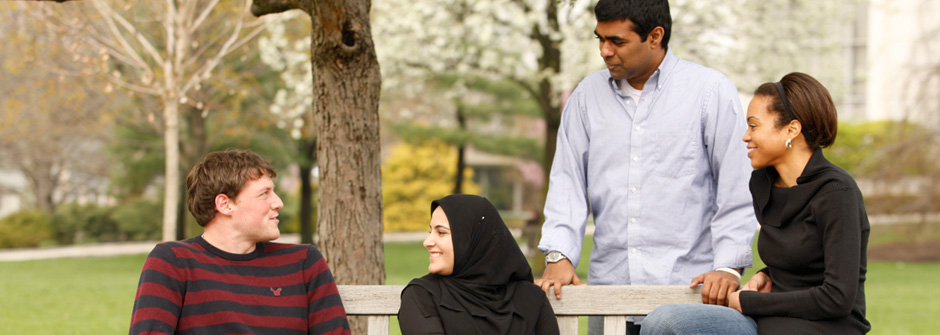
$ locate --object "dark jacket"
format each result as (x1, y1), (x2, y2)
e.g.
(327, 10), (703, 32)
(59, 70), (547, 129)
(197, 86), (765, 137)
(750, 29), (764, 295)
(740, 150), (870, 334)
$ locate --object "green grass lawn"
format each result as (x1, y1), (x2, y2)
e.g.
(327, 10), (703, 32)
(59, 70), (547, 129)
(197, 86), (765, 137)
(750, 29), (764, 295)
(0, 238), (936, 334)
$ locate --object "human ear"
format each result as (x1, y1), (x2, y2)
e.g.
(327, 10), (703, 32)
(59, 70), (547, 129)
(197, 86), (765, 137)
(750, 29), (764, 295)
(647, 26), (665, 48)
(787, 120), (802, 138)
(215, 194), (234, 215)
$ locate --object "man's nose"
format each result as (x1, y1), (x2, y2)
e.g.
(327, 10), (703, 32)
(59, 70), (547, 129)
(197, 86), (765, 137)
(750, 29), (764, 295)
(600, 43), (614, 57)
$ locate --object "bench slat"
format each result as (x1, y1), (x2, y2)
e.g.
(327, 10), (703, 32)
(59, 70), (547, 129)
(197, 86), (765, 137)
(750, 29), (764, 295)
(367, 315), (389, 335)
(339, 284), (702, 334)
(548, 285), (702, 315)
(338, 285), (406, 314)
(557, 316), (578, 335)
(603, 316), (627, 335)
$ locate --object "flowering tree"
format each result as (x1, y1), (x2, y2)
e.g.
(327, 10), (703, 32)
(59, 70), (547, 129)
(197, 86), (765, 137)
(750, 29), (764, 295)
(257, 12), (320, 244)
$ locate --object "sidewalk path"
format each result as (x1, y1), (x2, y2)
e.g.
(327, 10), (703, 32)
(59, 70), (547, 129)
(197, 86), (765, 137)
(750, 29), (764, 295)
(0, 227), (596, 262)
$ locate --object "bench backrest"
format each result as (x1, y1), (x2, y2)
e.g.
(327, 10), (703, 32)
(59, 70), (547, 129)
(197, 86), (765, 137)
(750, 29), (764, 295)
(338, 285), (702, 335)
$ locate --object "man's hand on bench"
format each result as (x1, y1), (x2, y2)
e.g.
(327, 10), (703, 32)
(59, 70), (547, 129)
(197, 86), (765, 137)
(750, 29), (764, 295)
(689, 269), (742, 306)
(535, 259), (585, 299)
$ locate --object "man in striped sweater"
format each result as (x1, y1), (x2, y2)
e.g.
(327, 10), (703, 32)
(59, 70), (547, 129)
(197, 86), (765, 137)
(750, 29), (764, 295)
(129, 149), (351, 335)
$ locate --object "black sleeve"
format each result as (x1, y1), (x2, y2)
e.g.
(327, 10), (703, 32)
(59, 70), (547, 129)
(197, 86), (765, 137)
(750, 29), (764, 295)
(398, 286), (445, 335)
(534, 298), (560, 335)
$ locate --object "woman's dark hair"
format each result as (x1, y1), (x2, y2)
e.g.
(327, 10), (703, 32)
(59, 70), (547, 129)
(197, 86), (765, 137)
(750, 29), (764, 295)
(754, 72), (838, 149)
(594, 0), (672, 50)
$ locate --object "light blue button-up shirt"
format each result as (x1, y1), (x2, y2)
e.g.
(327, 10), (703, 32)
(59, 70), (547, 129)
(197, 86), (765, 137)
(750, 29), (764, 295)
(539, 50), (756, 286)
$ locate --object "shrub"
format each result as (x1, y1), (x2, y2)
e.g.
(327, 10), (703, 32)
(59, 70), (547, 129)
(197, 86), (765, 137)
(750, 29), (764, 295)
(0, 210), (54, 248)
(51, 203), (119, 244)
(111, 198), (162, 241)
(382, 140), (481, 231)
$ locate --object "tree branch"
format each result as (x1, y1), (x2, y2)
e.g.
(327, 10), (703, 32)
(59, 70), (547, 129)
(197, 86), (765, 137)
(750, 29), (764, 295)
(89, 0), (154, 69)
(191, 0), (222, 33)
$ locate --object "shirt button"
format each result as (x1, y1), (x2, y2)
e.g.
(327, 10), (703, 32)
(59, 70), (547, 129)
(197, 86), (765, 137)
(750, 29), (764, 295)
(633, 156), (639, 161)
(626, 100), (632, 104)
(631, 218), (637, 223)
(635, 126), (640, 131)
(631, 248), (637, 254)
(631, 187), (637, 193)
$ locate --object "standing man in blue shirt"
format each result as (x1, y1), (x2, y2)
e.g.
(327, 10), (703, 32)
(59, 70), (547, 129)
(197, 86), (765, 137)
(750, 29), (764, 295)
(535, 0), (756, 333)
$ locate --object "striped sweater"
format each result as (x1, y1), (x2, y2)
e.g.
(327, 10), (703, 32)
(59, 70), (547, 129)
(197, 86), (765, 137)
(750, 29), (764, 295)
(129, 236), (350, 335)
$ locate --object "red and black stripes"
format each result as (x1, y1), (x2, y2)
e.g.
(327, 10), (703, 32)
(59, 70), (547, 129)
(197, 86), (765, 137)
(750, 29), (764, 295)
(129, 236), (350, 335)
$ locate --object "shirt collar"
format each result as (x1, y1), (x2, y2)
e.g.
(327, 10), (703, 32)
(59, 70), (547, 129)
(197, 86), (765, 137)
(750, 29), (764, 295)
(607, 48), (677, 96)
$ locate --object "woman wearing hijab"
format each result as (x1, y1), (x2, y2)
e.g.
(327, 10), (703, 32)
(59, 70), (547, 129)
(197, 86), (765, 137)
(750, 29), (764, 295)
(399, 194), (559, 335)
(641, 72), (870, 334)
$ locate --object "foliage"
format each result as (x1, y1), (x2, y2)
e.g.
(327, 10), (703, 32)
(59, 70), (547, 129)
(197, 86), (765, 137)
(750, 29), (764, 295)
(388, 74), (544, 162)
(33, 0), (279, 241)
(670, 0), (855, 96)
(382, 140), (482, 231)
(0, 2), (112, 212)
(107, 123), (165, 199)
(51, 203), (119, 244)
(111, 198), (163, 242)
(0, 210), (54, 248)
(825, 121), (932, 177)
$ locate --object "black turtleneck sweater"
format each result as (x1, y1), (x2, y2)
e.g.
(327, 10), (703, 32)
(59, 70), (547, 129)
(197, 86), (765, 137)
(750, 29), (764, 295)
(740, 150), (871, 334)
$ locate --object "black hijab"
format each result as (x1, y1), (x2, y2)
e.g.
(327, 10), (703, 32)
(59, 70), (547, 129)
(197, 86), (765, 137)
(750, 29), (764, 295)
(406, 194), (534, 334)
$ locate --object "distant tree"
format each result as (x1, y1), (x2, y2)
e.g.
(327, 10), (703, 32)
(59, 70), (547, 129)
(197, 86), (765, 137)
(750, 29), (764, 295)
(258, 11), (320, 244)
(388, 74), (542, 194)
(374, 0), (599, 203)
(34, 0), (274, 241)
(0, 3), (111, 212)
(669, 0), (853, 95)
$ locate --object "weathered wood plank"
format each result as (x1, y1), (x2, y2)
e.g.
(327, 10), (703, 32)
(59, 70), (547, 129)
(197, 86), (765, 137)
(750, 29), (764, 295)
(547, 285), (702, 315)
(367, 315), (389, 335)
(338, 285), (404, 314)
(557, 316), (579, 335)
(339, 284), (702, 334)
(603, 316), (627, 335)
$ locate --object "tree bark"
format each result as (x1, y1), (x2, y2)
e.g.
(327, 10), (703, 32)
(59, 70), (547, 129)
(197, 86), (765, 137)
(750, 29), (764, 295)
(253, 1), (385, 332)
(454, 105), (467, 194)
(299, 137), (317, 244)
(305, 0), (384, 286)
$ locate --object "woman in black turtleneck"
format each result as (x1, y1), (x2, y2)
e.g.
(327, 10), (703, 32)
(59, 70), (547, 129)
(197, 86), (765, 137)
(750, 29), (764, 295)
(642, 72), (870, 334)
(398, 194), (559, 335)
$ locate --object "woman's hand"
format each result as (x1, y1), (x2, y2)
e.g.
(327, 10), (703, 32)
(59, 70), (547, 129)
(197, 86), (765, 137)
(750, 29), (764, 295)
(731, 272), (773, 313)
(741, 272), (772, 292)
(729, 290), (743, 312)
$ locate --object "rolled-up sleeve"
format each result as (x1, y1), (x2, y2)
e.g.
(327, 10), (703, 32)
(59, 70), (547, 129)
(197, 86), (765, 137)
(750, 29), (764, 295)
(538, 88), (591, 268)
(702, 78), (757, 270)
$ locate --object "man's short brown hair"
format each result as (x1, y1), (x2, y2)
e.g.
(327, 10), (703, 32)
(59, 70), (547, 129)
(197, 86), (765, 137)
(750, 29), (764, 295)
(186, 149), (277, 226)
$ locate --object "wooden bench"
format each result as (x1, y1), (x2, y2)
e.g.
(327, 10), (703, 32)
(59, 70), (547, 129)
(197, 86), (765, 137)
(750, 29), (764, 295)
(338, 285), (702, 335)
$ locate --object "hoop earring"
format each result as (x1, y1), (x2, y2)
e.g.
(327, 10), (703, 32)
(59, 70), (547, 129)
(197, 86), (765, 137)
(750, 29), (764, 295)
(785, 138), (792, 150)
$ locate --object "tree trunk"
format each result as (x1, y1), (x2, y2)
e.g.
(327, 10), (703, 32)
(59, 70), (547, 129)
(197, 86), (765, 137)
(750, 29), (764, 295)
(299, 137), (317, 244)
(524, 0), (562, 263)
(306, 0), (384, 285)
(176, 180), (188, 240)
(161, 100), (181, 242)
(178, 106), (210, 239)
(252, 1), (384, 332)
(24, 161), (58, 213)
(310, 2), (384, 333)
(454, 106), (467, 194)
